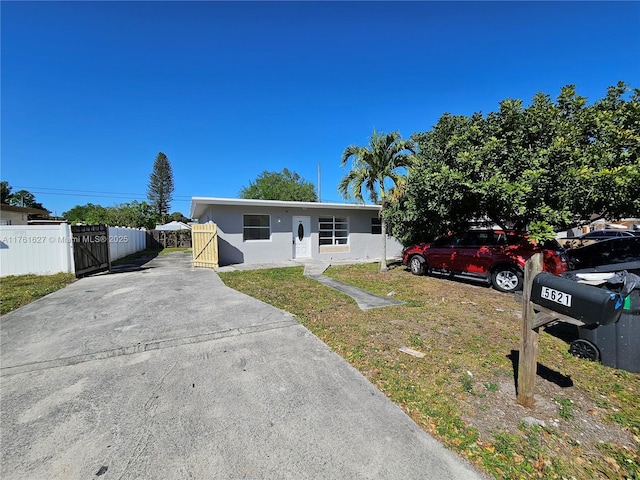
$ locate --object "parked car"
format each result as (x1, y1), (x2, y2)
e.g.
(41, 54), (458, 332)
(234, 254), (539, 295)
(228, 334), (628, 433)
(562, 229), (637, 249)
(581, 229), (635, 239)
(402, 229), (569, 293)
(566, 236), (640, 270)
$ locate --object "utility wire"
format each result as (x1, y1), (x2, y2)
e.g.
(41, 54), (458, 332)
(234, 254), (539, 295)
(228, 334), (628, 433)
(13, 185), (191, 201)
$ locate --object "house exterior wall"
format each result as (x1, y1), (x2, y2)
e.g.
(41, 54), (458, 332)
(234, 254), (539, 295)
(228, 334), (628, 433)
(0, 210), (29, 225)
(198, 205), (403, 266)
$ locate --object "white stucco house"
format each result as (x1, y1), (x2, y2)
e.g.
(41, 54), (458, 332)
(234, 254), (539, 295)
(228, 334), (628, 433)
(0, 204), (50, 225)
(190, 197), (403, 267)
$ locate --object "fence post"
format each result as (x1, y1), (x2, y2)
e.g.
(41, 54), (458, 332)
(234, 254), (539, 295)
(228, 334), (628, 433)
(517, 252), (544, 408)
(63, 223), (75, 274)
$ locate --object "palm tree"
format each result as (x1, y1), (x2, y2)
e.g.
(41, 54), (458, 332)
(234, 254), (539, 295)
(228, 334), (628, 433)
(339, 130), (415, 272)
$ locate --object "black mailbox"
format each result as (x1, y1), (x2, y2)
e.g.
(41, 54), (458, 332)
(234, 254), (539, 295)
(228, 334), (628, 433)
(531, 273), (624, 326)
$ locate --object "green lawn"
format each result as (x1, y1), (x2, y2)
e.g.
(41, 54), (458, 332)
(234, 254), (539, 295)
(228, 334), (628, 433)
(219, 263), (640, 480)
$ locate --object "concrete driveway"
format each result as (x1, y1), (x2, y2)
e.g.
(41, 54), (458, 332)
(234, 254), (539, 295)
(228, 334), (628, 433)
(0, 252), (486, 479)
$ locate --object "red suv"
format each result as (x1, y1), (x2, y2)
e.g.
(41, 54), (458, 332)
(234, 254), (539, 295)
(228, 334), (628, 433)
(402, 229), (568, 293)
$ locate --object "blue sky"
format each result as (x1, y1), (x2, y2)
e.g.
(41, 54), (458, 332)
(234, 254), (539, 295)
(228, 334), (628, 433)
(2, 1), (639, 218)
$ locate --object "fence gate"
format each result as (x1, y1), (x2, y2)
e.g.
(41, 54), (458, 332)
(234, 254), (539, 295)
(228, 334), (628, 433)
(192, 223), (219, 269)
(71, 224), (111, 277)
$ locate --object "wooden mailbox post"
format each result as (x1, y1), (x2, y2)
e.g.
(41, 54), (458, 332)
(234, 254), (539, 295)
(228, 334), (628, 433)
(516, 254), (624, 408)
(517, 253), (543, 408)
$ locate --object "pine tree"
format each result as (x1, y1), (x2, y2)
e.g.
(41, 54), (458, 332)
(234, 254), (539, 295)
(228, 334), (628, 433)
(147, 152), (174, 223)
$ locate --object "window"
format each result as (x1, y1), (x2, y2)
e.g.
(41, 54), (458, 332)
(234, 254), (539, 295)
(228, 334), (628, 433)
(243, 214), (270, 241)
(371, 217), (382, 235)
(433, 235), (454, 247)
(319, 216), (349, 246)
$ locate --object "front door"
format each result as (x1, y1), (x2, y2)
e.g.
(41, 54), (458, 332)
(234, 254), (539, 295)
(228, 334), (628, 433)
(292, 216), (311, 259)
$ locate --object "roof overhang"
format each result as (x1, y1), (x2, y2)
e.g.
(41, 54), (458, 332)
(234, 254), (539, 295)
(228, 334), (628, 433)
(0, 203), (50, 216)
(190, 197), (381, 220)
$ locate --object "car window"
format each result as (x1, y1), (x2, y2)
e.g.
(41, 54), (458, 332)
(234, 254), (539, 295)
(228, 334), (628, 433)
(433, 230), (533, 247)
(451, 233), (472, 246)
(475, 231), (496, 246)
(495, 232), (508, 246)
(432, 235), (454, 247)
(506, 233), (524, 246)
(456, 232), (479, 246)
(460, 231), (496, 246)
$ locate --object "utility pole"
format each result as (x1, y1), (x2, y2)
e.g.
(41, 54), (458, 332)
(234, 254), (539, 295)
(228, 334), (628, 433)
(317, 163), (321, 202)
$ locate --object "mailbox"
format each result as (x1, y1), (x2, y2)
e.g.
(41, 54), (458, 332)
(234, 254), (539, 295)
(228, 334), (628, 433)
(531, 273), (624, 326)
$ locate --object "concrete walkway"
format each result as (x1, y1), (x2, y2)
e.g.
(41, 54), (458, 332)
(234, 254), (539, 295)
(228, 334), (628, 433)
(219, 258), (405, 310)
(1, 252), (486, 480)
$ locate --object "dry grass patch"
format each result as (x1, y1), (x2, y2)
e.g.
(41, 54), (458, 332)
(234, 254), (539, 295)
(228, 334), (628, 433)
(219, 263), (640, 480)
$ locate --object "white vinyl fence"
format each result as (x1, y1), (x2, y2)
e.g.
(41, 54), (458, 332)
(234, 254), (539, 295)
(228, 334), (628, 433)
(0, 224), (75, 277)
(0, 224), (147, 277)
(108, 226), (147, 262)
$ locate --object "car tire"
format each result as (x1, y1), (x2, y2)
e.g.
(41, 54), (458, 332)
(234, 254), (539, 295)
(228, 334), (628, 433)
(409, 256), (426, 276)
(491, 266), (523, 293)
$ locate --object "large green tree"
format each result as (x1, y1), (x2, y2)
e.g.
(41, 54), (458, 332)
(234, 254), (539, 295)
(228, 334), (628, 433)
(386, 82), (640, 245)
(110, 201), (157, 229)
(63, 203), (111, 225)
(0, 182), (46, 211)
(339, 130), (416, 272)
(147, 152), (174, 223)
(240, 168), (317, 202)
(62, 201), (156, 229)
(1, 183), (48, 220)
(170, 211), (191, 223)
(9, 190), (46, 210)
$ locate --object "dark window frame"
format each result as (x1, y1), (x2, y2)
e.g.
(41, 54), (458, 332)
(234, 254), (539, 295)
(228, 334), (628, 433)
(243, 214), (271, 241)
(371, 217), (382, 235)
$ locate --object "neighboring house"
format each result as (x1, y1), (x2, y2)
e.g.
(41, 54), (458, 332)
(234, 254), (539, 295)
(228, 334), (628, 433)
(190, 197), (403, 267)
(606, 218), (640, 231)
(155, 221), (192, 231)
(0, 204), (50, 225)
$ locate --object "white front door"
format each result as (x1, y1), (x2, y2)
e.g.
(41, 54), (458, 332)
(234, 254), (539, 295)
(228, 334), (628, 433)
(292, 216), (311, 259)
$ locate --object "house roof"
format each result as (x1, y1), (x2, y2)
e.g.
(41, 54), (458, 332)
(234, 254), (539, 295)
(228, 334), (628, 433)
(190, 197), (381, 220)
(0, 203), (50, 216)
